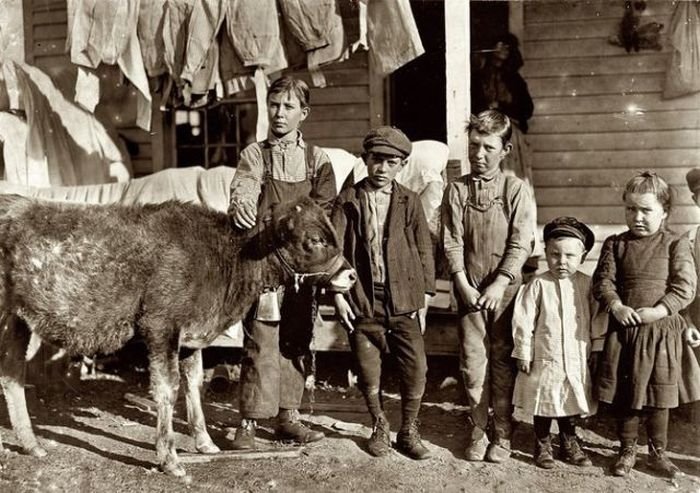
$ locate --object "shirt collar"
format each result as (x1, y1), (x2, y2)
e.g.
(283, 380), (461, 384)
(362, 180), (393, 195)
(470, 169), (501, 183)
(266, 130), (306, 148)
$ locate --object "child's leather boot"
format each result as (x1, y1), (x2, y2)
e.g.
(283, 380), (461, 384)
(613, 440), (637, 477)
(559, 432), (592, 467)
(367, 415), (392, 457)
(396, 419), (431, 460)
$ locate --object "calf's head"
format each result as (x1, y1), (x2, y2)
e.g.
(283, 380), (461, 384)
(252, 197), (355, 292)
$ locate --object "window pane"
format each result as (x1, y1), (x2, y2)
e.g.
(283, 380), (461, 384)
(177, 147), (205, 168)
(208, 145), (238, 168)
(175, 110), (205, 146)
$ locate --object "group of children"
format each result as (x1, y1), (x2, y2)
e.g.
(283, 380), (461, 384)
(228, 75), (700, 478)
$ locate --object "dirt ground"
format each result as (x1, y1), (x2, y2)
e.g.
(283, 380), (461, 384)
(0, 350), (698, 493)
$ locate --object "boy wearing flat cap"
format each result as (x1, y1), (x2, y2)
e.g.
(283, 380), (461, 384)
(331, 126), (435, 460)
(511, 216), (601, 469)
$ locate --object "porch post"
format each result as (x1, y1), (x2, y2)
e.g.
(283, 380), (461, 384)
(444, 0), (470, 178)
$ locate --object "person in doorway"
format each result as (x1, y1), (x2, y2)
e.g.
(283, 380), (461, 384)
(227, 76), (336, 449)
(512, 216), (598, 469)
(592, 171), (697, 478)
(331, 126), (435, 460)
(441, 109), (535, 463)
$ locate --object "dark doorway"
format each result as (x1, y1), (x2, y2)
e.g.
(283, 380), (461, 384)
(389, 1), (510, 143)
(389, 1), (446, 143)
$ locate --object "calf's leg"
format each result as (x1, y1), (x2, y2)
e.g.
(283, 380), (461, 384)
(0, 316), (47, 457)
(180, 348), (219, 454)
(148, 334), (186, 477)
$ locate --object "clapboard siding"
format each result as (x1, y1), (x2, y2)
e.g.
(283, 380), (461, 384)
(530, 110), (700, 134)
(524, 0), (700, 267)
(533, 148), (700, 169)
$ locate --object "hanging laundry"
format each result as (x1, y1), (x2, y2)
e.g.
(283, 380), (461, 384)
(138, 0), (168, 77)
(67, 0), (152, 130)
(6, 62), (127, 186)
(663, 1), (700, 99)
(367, 0), (424, 75)
(0, 112), (50, 186)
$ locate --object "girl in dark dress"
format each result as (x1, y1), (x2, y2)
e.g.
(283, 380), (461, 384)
(592, 172), (697, 478)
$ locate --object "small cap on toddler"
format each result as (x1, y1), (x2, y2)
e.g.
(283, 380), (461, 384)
(362, 126), (412, 159)
(543, 216), (595, 252)
(686, 168), (700, 194)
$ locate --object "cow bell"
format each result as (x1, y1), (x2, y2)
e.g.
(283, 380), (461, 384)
(254, 289), (281, 322)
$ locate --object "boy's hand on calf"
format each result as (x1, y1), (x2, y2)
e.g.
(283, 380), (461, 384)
(333, 293), (356, 333)
(231, 199), (258, 229)
(515, 359), (531, 374)
(685, 327), (700, 348)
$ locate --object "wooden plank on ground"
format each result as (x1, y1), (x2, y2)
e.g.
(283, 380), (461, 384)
(532, 149), (700, 170)
(179, 448), (303, 463)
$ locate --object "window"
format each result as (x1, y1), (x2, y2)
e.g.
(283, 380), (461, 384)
(174, 99), (258, 168)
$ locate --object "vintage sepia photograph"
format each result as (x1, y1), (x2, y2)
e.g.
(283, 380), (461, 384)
(0, 0), (698, 491)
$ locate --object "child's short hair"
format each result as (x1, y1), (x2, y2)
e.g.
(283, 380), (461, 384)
(623, 171), (673, 212)
(468, 110), (512, 145)
(268, 76), (310, 108)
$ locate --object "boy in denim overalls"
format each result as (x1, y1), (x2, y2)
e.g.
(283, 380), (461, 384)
(441, 110), (535, 462)
(228, 76), (336, 449)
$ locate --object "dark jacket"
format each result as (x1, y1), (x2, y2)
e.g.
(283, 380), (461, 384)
(331, 179), (436, 317)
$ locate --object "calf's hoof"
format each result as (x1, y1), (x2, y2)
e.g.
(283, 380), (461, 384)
(27, 446), (47, 458)
(161, 461), (187, 477)
(196, 441), (220, 454)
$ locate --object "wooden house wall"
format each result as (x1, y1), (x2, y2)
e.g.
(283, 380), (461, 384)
(522, 0), (700, 273)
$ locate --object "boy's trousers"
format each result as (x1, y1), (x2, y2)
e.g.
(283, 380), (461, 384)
(238, 287), (315, 420)
(350, 286), (427, 405)
(458, 283), (520, 441)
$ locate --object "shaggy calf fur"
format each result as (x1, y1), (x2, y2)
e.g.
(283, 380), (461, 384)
(0, 195), (354, 477)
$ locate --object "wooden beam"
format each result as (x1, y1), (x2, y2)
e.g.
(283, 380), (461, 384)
(444, 0), (470, 176)
(508, 1), (525, 53)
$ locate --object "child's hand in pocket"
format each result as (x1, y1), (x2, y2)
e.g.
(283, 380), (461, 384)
(515, 359), (531, 374)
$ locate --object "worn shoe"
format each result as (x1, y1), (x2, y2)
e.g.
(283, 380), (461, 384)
(647, 442), (680, 478)
(534, 436), (555, 469)
(612, 443), (637, 477)
(275, 410), (325, 444)
(559, 433), (592, 467)
(486, 439), (512, 463)
(367, 415), (392, 457)
(396, 420), (432, 460)
(230, 419), (257, 450)
(464, 428), (488, 461)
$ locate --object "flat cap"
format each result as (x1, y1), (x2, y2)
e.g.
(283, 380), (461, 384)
(543, 216), (595, 252)
(362, 126), (412, 158)
(686, 168), (700, 193)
